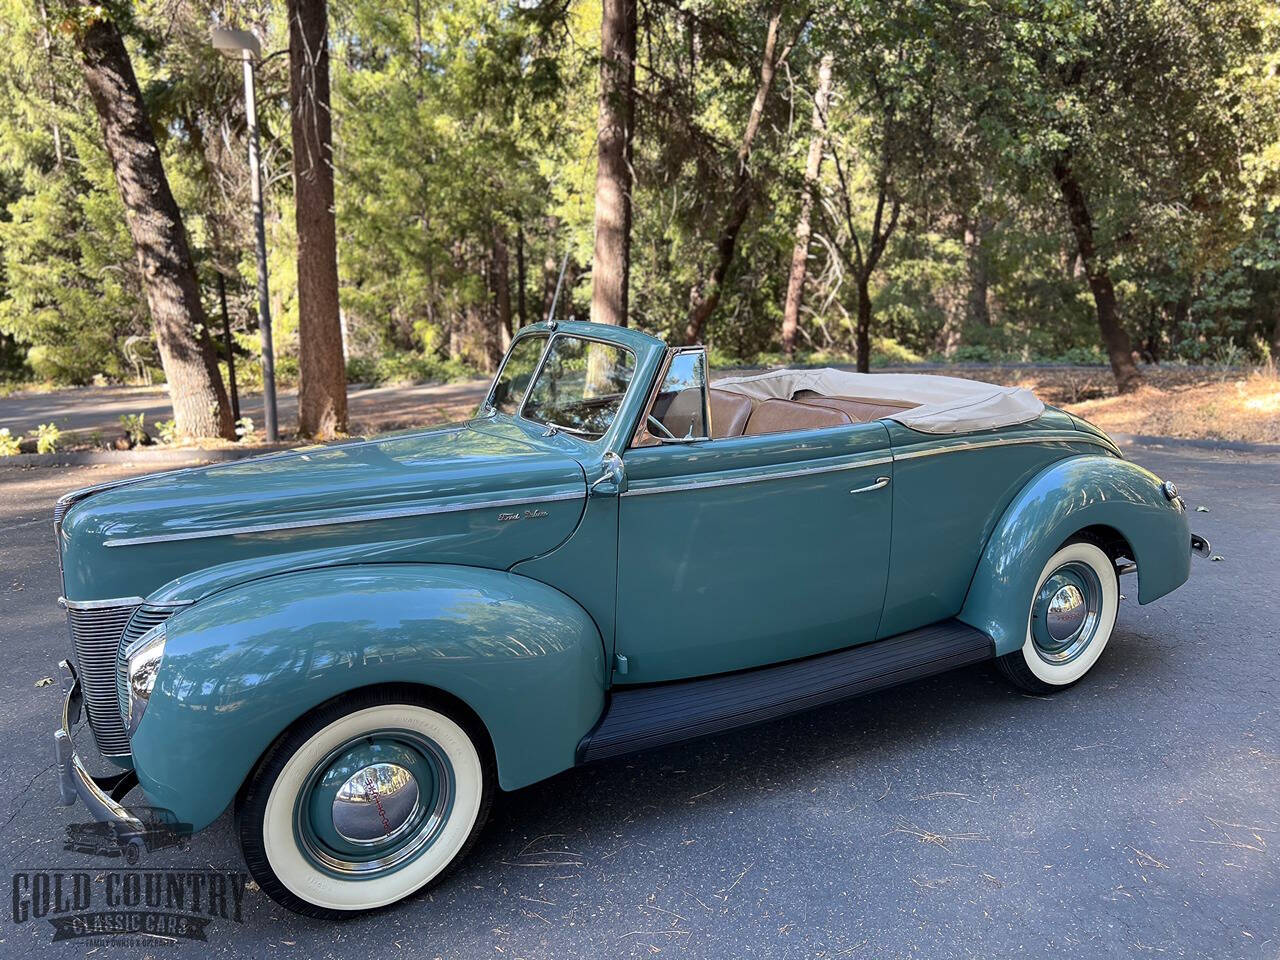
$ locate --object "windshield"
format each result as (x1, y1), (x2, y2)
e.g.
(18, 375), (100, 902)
(488, 334), (548, 414)
(520, 335), (637, 438)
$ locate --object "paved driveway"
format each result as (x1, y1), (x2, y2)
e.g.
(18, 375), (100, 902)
(0, 379), (492, 438)
(0, 444), (1275, 958)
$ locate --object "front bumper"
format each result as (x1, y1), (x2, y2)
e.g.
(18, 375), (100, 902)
(52, 660), (144, 835)
(1191, 533), (1212, 558)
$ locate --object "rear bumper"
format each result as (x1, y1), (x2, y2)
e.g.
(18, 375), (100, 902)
(52, 660), (144, 836)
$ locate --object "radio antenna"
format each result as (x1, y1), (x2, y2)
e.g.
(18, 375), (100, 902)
(545, 248), (571, 325)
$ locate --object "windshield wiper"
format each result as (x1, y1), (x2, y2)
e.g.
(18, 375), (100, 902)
(539, 420), (602, 439)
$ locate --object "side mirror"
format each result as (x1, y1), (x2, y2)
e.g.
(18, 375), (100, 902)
(590, 451), (626, 491)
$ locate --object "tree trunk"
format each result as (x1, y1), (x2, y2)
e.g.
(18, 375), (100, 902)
(963, 215), (993, 328)
(1052, 159), (1142, 393)
(515, 220), (528, 328)
(589, 0), (637, 327)
(562, 261), (580, 322)
(491, 224), (513, 368)
(855, 276), (872, 373)
(781, 53), (833, 358)
(75, 12), (234, 439)
(289, 0), (349, 438)
(685, 6), (785, 345)
(1272, 306), (1280, 363)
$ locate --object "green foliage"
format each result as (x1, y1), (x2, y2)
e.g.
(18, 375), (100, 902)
(345, 351), (473, 387)
(34, 422), (60, 453)
(119, 412), (147, 446)
(0, 427), (20, 456)
(154, 418), (178, 444)
(0, 0), (1277, 398)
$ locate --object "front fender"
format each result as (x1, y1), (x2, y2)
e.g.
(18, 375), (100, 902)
(959, 455), (1191, 656)
(129, 564), (606, 830)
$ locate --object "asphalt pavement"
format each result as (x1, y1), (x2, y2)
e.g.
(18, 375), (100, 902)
(0, 378), (492, 438)
(0, 443), (1275, 959)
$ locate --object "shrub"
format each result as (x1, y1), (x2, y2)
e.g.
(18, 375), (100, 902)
(345, 351), (474, 387)
(35, 422), (60, 454)
(154, 419), (178, 445)
(119, 413), (147, 446)
(344, 354), (381, 385)
(870, 337), (924, 367)
(1046, 345), (1107, 365)
(0, 428), (19, 456)
(948, 344), (1001, 364)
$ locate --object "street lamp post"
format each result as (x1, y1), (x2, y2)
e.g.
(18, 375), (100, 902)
(212, 26), (279, 442)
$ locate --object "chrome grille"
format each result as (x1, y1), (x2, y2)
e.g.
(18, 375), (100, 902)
(115, 606), (179, 720)
(67, 603), (138, 755)
(52, 499), (72, 528)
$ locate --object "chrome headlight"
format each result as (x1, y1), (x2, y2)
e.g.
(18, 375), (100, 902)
(1160, 479), (1185, 511)
(124, 624), (166, 736)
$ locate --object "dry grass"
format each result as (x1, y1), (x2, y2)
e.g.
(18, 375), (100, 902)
(930, 364), (1280, 445)
(1063, 371), (1280, 444)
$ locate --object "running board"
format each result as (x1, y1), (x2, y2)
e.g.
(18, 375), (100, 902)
(577, 619), (994, 764)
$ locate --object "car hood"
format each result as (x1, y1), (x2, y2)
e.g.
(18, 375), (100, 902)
(59, 420), (588, 602)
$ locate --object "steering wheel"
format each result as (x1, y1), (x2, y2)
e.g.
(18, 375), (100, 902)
(647, 415), (678, 440)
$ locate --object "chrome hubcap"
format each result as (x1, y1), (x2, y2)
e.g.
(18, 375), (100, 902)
(1045, 584), (1087, 642)
(1031, 561), (1103, 665)
(332, 762), (420, 845)
(294, 731), (454, 878)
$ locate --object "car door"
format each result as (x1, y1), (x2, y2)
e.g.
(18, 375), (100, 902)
(613, 353), (894, 685)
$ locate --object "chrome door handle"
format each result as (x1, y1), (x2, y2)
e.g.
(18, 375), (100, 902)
(850, 476), (890, 494)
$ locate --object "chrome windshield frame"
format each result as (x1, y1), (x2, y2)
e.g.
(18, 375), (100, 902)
(481, 330), (552, 417)
(515, 332), (640, 445)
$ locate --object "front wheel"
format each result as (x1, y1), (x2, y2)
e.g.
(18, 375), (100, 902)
(235, 687), (493, 918)
(996, 540), (1119, 693)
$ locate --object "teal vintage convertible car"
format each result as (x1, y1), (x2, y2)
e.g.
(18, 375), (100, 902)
(50, 320), (1208, 916)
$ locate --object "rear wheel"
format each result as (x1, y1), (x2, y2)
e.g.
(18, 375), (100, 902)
(235, 687), (493, 918)
(996, 540), (1119, 693)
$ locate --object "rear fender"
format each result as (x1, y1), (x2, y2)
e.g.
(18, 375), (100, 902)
(959, 455), (1190, 655)
(129, 564), (606, 830)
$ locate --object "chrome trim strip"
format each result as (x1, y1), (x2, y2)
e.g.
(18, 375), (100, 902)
(60, 595), (146, 610)
(102, 490), (588, 547)
(621, 454), (894, 497)
(891, 432), (1119, 461)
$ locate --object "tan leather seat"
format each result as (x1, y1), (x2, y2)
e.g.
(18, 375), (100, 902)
(794, 391), (917, 423)
(744, 398), (852, 436)
(709, 388), (752, 438)
(653, 387), (706, 439)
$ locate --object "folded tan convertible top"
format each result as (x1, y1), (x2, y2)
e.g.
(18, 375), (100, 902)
(711, 368), (1045, 435)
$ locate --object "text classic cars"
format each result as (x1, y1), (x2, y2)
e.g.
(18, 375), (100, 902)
(49, 320), (1209, 916)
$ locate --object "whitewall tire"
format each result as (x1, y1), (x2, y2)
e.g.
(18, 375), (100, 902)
(996, 540), (1119, 692)
(236, 687), (493, 918)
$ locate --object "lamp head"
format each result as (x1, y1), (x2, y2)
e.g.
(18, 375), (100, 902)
(211, 27), (261, 60)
